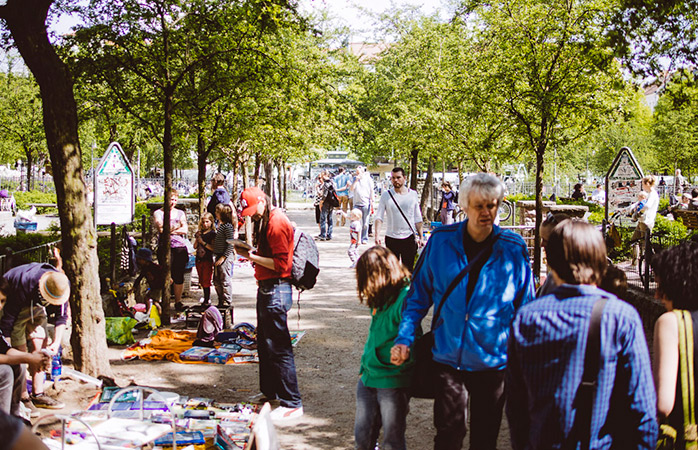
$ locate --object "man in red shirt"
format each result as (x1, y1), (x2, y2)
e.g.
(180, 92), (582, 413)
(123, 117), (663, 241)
(235, 187), (303, 422)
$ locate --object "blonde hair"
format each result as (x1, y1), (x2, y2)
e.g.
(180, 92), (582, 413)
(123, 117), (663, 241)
(356, 246), (410, 310)
(198, 212), (215, 232)
(642, 175), (656, 188)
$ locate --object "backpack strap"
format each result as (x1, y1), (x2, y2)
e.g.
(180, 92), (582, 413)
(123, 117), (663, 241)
(676, 309), (698, 446)
(388, 190), (417, 237)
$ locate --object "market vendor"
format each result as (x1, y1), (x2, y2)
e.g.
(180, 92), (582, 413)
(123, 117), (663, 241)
(0, 248), (69, 410)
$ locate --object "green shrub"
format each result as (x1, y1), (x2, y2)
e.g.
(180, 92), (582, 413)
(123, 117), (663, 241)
(653, 214), (690, 247)
(658, 197), (671, 213)
(13, 191), (58, 214)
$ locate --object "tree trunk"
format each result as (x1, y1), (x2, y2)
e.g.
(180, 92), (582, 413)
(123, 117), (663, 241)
(241, 160), (248, 190)
(196, 133), (207, 217)
(420, 156), (433, 219)
(0, 0), (111, 377)
(253, 152), (260, 187)
(24, 148), (33, 191)
(277, 159), (283, 209)
(230, 156), (238, 203)
(410, 148), (419, 191)
(533, 147), (545, 279)
(160, 91), (174, 325)
(458, 160), (463, 186)
(263, 159), (273, 199)
(281, 160), (287, 208)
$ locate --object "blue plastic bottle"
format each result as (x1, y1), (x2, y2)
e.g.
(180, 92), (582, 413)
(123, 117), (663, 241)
(51, 354), (62, 379)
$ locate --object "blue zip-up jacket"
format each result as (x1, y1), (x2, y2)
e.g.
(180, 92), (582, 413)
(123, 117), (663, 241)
(395, 220), (535, 371)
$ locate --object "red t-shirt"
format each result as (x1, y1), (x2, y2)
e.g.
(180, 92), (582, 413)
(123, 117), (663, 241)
(254, 208), (294, 281)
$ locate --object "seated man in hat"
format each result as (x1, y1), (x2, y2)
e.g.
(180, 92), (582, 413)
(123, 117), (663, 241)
(0, 248), (69, 409)
(0, 277), (51, 419)
(133, 248), (165, 311)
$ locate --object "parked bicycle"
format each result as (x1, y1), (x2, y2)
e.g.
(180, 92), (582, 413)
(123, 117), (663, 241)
(454, 198), (513, 223)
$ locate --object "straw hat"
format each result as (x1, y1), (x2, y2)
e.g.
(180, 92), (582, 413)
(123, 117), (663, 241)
(38, 271), (70, 305)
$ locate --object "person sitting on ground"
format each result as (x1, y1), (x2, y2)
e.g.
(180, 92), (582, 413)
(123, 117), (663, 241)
(133, 248), (165, 311)
(192, 305), (223, 348)
(0, 277), (50, 419)
(0, 249), (68, 410)
(689, 188), (698, 211)
(354, 246), (415, 450)
(507, 220), (657, 449)
(652, 241), (698, 448)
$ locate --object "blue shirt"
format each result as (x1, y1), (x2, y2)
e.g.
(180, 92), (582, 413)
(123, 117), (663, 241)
(333, 173), (350, 196)
(506, 284), (657, 449)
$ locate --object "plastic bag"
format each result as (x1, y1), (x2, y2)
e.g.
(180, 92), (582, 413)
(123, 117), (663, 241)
(105, 317), (138, 345)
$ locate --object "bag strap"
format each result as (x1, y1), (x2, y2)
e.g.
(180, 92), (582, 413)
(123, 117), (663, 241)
(388, 190), (416, 236)
(676, 309), (698, 446)
(431, 234), (498, 331)
(573, 297), (607, 450)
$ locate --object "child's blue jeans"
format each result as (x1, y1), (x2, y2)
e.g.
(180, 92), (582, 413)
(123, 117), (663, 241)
(354, 378), (409, 450)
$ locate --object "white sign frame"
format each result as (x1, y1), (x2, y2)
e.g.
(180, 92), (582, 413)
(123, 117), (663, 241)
(94, 142), (134, 225)
(605, 146), (644, 223)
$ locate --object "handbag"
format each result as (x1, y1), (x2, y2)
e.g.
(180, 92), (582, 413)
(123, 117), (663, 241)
(658, 310), (698, 450)
(409, 235), (498, 399)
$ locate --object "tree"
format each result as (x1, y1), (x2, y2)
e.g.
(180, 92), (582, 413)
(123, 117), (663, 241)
(0, 70), (48, 188)
(0, 0), (112, 377)
(471, 0), (628, 276)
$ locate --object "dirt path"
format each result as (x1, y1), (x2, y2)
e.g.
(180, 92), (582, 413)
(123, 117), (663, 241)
(49, 202), (511, 449)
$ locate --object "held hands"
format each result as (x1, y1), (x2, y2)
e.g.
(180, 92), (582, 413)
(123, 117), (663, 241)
(391, 344), (410, 366)
(214, 256), (226, 267)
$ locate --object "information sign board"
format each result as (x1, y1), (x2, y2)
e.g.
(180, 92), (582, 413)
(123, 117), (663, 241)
(94, 142), (134, 225)
(605, 146), (644, 222)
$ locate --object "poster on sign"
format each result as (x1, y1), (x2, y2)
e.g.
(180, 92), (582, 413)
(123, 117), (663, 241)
(605, 147), (643, 223)
(94, 142), (134, 225)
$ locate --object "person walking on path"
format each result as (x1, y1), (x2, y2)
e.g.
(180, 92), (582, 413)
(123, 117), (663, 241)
(439, 181), (456, 225)
(153, 190), (189, 311)
(194, 212), (216, 305)
(235, 186), (303, 422)
(316, 171), (335, 241)
(334, 167), (352, 226)
(354, 246), (415, 450)
(391, 173), (535, 450)
(506, 220), (657, 449)
(0, 249), (69, 410)
(374, 167), (423, 272)
(212, 204), (236, 310)
(352, 166), (375, 244)
(652, 241), (698, 449)
(207, 173), (231, 221)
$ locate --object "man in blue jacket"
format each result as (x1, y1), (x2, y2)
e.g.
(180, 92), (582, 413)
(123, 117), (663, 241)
(392, 173), (535, 450)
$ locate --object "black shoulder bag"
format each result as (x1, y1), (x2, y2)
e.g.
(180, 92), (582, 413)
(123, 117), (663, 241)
(410, 235), (498, 399)
(566, 297), (607, 450)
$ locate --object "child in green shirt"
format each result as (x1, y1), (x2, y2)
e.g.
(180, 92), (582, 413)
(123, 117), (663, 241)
(354, 246), (415, 450)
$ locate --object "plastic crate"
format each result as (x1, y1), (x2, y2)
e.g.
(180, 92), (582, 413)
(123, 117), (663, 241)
(14, 221), (37, 233)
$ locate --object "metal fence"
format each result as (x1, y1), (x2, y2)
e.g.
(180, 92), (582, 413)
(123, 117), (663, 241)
(0, 239), (62, 276)
(623, 229), (690, 294)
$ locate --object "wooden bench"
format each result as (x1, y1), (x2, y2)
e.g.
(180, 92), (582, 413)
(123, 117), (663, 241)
(28, 203), (57, 208)
(673, 209), (698, 230)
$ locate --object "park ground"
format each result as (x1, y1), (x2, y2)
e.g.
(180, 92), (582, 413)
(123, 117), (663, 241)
(38, 202), (513, 449)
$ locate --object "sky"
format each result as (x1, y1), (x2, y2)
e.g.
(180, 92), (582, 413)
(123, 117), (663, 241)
(299, 0), (448, 40)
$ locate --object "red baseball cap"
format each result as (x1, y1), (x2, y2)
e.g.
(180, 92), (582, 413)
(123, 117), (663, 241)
(240, 187), (265, 216)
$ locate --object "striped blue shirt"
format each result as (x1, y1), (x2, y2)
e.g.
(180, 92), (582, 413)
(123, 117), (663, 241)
(506, 284), (657, 449)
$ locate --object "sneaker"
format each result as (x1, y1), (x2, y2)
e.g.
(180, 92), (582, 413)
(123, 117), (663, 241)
(21, 398), (40, 418)
(30, 393), (64, 409)
(314, 235), (326, 241)
(269, 406), (303, 422)
(174, 302), (185, 312)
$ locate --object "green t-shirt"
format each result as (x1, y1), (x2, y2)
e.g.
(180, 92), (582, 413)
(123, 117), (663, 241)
(359, 283), (416, 389)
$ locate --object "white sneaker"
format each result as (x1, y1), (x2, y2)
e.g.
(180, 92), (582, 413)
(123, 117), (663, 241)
(269, 406), (303, 422)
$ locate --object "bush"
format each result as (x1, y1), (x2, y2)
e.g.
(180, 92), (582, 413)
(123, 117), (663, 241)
(13, 191), (58, 214)
(653, 215), (690, 248)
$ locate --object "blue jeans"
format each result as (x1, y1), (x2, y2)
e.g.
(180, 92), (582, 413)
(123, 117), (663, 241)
(355, 204), (370, 243)
(320, 203), (334, 239)
(256, 280), (302, 408)
(354, 379), (409, 450)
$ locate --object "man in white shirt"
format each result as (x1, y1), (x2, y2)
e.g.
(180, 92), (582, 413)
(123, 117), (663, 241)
(374, 167), (423, 271)
(351, 166), (375, 244)
(591, 183), (606, 204)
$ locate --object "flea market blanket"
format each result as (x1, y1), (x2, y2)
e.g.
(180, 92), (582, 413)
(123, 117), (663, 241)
(122, 329), (306, 365)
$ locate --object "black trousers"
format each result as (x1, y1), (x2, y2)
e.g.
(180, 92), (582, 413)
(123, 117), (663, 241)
(433, 363), (505, 450)
(385, 235), (417, 272)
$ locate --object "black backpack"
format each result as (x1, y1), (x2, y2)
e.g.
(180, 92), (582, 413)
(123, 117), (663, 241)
(326, 183), (340, 208)
(291, 229), (320, 290)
